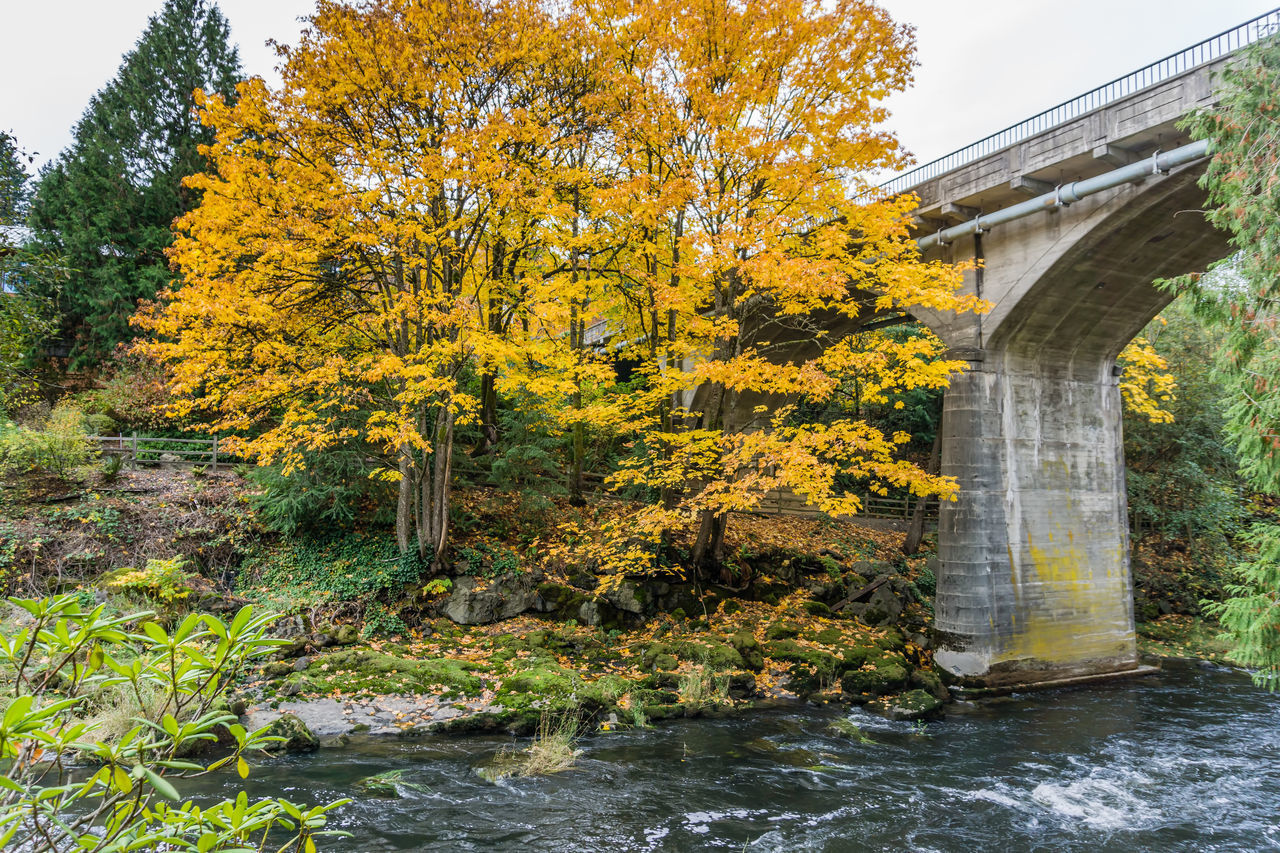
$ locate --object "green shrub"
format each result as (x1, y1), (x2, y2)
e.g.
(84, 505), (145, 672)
(82, 412), (117, 436)
(361, 602), (408, 639)
(0, 406), (98, 480)
(246, 448), (391, 535)
(0, 595), (348, 850)
(105, 556), (194, 608)
(100, 452), (125, 483)
(240, 533), (425, 618)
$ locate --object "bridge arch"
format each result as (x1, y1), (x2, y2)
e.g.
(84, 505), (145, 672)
(912, 160), (1230, 686)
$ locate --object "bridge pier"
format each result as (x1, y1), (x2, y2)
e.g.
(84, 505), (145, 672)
(933, 348), (1138, 685)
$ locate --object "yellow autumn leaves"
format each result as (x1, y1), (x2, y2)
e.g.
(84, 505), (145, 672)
(138, 0), (1172, 573)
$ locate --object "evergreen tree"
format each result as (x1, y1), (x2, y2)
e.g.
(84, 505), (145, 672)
(0, 131), (31, 224)
(0, 132), (58, 413)
(28, 0), (241, 368)
(1173, 34), (1280, 688)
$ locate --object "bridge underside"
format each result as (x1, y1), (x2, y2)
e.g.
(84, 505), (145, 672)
(924, 168), (1230, 686)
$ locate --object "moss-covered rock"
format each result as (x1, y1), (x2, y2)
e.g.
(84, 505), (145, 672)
(764, 620), (802, 641)
(812, 627), (843, 646)
(674, 637), (745, 671)
(765, 639), (839, 694)
(261, 661), (294, 679)
(867, 688), (943, 721)
(283, 649), (483, 697)
(260, 713), (318, 753)
(803, 600), (833, 618)
(535, 582), (589, 620)
(642, 642), (672, 670)
(729, 631), (765, 671)
(653, 653), (679, 671)
(353, 769), (431, 798)
(840, 651), (909, 699)
(909, 668), (949, 702)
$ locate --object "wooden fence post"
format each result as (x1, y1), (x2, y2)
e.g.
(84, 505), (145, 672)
(131, 432), (138, 470)
(211, 436), (218, 472)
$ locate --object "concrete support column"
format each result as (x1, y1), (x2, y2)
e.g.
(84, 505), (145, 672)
(933, 348), (1138, 686)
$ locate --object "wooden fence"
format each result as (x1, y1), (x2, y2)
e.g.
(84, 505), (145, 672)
(762, 487), (939, 524)
(89, 435), (230, 471)
(90, 435), (934, 523)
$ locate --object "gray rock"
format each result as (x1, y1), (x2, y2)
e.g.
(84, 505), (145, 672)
(861, 580), (903, 626)
(443, 573), (539, 625)
(602, 581), (644, 614)
(867, 689), (943, 722)
(260, 712), (319, 752)
(577, 599), (602, 626)
(292, 656), (311, 672)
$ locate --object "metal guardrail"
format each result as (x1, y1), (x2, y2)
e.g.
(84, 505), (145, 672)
(880, 7), (1280, 196)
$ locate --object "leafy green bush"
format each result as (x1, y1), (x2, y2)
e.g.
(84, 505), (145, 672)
(105, 556), (195, 610)
(240, 533), (425, 622)
(0, 406), (98, 480)
(246, 449), (392, 536)
(360, 602), (408, 639)
(0, 595), (347, 850)
(455, 541), (523, 580)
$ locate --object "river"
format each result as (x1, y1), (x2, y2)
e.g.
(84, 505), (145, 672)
(200, 661), (1280, 851)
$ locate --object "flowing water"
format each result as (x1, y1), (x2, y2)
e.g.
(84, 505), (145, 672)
(197, 661), (1280, 851)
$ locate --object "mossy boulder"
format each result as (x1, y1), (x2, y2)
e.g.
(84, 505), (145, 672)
(653, 653), (679, 671)
(260, 713), (318, 753)
(645, 645), (675, 671)
(328, 624), (360, 645)
(534, 582), (589, 618)
(729, 631), (765, 671)
(444, 574), (540, 625)
(909, 668), (949, 702)
(764, 620), (802, 641)
(803, 600), (833, 618)
(674, 637), (745, 671)
(874, 629), (907, 653)
(840, 651), (909, 699)
(285, 649), (482, 697)
(867, 689), (943, 721)
(645, 637), (746, 671)
(765, 639), (839, 694)
(353, 769), (431, 798)
(496, 662), (626, 714)
(812, 627), (843, 646)
(261, 661), (294, 679)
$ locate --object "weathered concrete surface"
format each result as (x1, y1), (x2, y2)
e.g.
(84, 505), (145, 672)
(884, 49), (1246, 686)
(920, 166), (1229, 685)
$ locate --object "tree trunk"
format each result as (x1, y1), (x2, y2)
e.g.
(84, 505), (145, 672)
(395, 448), (414, 556)
(418, 406), (456, 574)
(903, 410), (943, 556)
(473, 371), (498, 457)
(691, 509), (728, 576)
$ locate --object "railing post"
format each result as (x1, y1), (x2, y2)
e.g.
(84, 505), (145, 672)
(211, 436), (218, 472)
(131, 432), (138, 470)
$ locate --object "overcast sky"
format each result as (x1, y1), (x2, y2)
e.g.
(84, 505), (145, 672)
(2, 0), (1277, 176)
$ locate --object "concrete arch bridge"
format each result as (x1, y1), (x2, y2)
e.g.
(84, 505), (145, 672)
(879, 9), (1278, 687)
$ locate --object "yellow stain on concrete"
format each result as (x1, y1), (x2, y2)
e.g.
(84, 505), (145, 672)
(999, 527), (1133, 667)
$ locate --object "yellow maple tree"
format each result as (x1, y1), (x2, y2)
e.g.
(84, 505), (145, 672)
(142, 0), (989, 581)
(142, 0), (570, 570)
(569, 0), (984, 576)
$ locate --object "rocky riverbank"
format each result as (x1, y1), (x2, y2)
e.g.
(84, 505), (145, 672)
(235, 579), (950, 752)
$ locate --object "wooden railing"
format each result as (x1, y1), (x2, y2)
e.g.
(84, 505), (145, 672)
(93, 435), (933, 522)
(762, 488), (938, 523)
(89, 434), (231, 471)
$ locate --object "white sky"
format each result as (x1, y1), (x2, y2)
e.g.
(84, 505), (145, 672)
(1, 0), (1277, 174)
